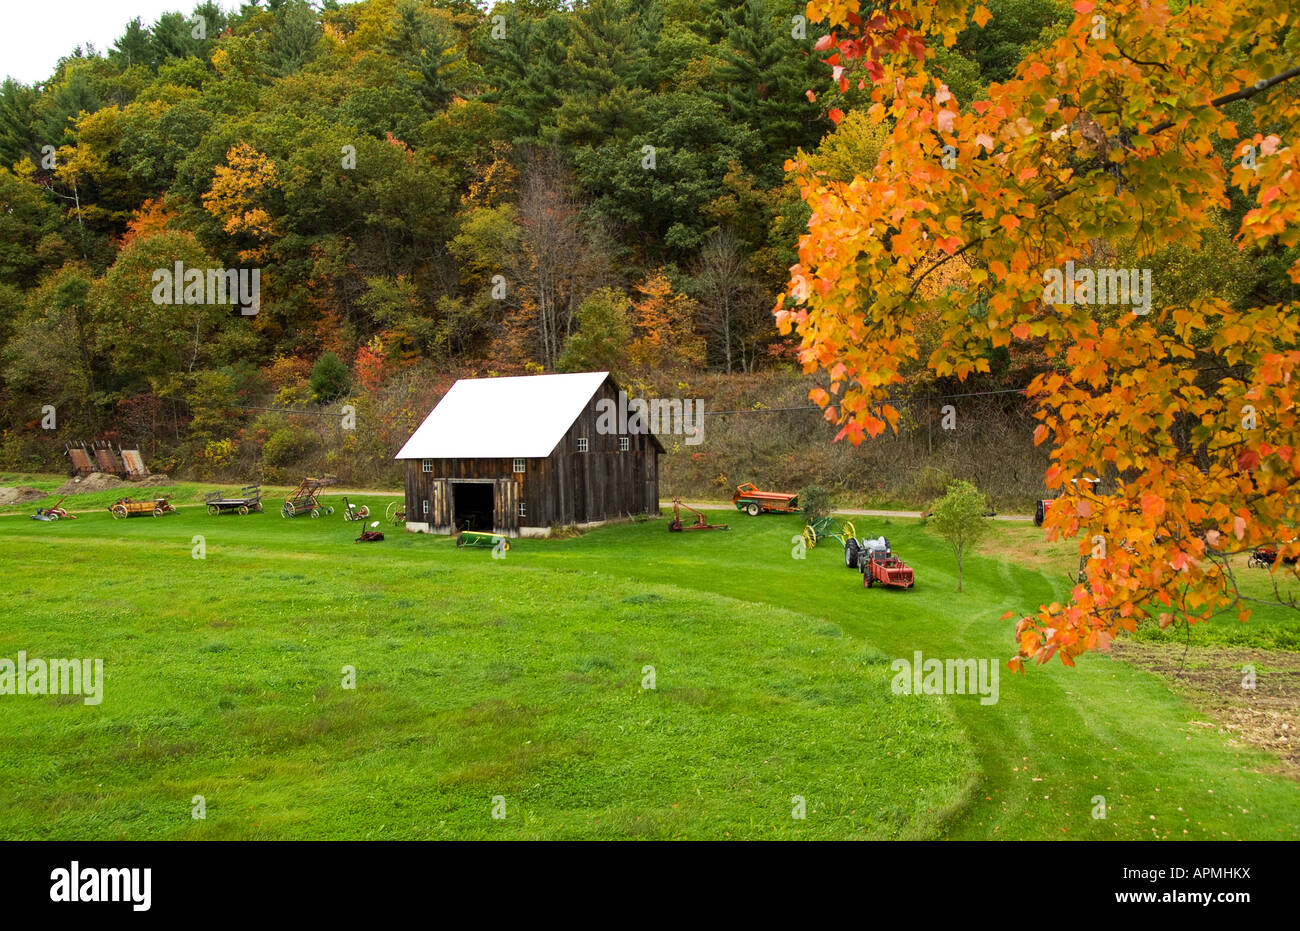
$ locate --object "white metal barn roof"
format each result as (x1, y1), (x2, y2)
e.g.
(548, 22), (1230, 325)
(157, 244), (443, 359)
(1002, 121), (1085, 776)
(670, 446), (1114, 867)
(394, 371), (611, 460)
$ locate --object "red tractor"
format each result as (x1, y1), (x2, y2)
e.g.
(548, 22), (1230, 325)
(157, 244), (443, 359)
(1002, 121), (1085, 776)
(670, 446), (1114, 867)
(1035, 477), (1100, 526)
(846, 536), (915, 589)
(1249, 544), (1299, 568)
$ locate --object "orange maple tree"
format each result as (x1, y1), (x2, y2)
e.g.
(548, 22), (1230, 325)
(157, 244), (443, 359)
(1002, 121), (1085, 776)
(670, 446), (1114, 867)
(354, 336), (387, 392)
(629, 271), (707, 373)
(778, 0), (1300, 670)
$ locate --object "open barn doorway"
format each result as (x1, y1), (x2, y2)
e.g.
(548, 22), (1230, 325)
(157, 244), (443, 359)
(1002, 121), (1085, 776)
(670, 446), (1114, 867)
(451, 481), (494, 532)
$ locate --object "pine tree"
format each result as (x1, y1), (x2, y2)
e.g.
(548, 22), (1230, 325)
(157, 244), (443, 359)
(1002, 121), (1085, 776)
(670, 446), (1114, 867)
(481, 8), (571, 144)
(710, 0), (826, 181)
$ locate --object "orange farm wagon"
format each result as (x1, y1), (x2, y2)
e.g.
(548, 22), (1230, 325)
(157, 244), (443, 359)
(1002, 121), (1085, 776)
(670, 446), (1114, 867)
(732, 482), (800, 516)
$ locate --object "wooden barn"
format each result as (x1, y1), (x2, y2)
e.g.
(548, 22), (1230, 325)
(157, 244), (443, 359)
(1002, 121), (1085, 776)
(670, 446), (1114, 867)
(395, 371), (662, 536)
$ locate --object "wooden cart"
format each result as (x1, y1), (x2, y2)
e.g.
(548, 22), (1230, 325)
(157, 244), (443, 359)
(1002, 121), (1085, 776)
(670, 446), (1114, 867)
(281, 476), (336, 518)
(205, 485), (263, 516)
(109, 496), (175, 519)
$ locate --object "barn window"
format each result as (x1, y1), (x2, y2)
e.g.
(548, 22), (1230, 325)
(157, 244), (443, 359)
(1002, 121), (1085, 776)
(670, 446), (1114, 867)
(422, 459), (432, 473)
(517, 501), (526, 518)
(422, 500), (429, 515)
(513, 458), (525, 473)
(577, 437), (589, 452)
(619, 436), (630, 451)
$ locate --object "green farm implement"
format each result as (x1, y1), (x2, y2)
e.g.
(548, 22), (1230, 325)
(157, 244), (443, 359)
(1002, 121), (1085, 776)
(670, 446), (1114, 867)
(801, 515), (856, 550)
(457, 530), (510, 551)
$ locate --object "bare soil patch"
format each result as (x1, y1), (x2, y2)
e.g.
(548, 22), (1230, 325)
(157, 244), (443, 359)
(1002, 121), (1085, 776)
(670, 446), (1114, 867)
(55, 472), (125, 494)
(0, 486), (46, 505)
(1113, 640), (1299, 780)
(52, 472), (173, 494)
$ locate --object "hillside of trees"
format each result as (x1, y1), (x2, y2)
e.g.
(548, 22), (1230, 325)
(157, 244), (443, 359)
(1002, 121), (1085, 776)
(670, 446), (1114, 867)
(5, 0), (1255, 505)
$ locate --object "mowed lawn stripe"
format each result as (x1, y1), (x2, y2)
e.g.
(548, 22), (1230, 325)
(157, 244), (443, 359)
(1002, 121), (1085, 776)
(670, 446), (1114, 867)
(522, 511), (1300, 839)
(1, 505), (975, 839)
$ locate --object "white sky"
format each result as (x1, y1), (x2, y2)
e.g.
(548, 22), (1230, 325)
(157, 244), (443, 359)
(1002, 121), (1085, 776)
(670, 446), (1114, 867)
(0, 0), (233, 85)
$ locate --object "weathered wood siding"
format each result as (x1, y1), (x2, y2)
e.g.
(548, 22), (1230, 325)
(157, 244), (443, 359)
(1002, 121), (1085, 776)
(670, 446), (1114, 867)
(548, 378), (661, 525)
(402, 375), (661, 534)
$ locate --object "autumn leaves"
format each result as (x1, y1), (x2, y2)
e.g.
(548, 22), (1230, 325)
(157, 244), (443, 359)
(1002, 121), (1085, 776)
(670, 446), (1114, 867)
(783, 0), (1300, 668)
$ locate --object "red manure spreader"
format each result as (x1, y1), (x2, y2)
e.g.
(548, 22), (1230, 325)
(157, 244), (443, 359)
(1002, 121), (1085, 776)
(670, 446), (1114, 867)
(845, 535), (915, 589)
(731, 482), (800, 516)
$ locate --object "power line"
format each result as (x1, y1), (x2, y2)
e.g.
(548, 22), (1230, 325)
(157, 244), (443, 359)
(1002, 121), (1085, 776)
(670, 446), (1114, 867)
(239, 386), (1028, 420)
(703, 386), (1027, 416)
(903, 387), (1028, 402)
(237, 406), (338, 416)
(704, 405), (821, 415)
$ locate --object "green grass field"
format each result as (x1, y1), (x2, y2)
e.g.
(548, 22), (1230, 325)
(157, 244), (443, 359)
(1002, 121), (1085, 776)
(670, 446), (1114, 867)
(1, 480), (1297, 839)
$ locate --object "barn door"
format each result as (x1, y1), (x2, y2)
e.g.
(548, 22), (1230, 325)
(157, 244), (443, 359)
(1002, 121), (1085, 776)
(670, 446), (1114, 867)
(603, 453), (615, 519)
(430, 478), (450, 531)
(494, 478), (519, 535)
(644, 454), (659, 515)
(572, 455), (587, 523)
(632, 456), (643, 515)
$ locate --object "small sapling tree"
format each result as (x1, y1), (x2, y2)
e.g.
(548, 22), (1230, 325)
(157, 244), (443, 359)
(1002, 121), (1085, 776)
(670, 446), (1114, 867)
(929, 480), (991, 593)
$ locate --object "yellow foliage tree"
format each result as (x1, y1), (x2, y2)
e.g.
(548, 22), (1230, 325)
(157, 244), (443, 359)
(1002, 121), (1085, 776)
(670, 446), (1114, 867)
(201, 142), (280, 262)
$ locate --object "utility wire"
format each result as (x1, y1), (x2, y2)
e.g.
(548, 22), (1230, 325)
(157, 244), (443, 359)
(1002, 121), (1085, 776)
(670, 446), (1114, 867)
(704, 386), (1027, 416)
(237, 406), (339, 416)
(240, 386), (1028, 419)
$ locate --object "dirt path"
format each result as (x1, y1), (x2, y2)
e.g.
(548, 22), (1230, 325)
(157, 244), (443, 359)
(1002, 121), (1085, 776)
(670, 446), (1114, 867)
(12, 485), (406, 517)
(664, 500), (1033, 521)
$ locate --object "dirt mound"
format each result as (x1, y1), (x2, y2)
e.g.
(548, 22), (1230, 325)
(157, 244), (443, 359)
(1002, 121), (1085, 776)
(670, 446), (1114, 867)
(132, 473), (174, 487)
(55, 472), (126, 495)
(0, 486), (47, 506)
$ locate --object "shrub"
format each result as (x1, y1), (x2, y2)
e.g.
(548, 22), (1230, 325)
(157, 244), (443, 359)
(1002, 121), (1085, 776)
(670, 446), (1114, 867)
(261, 423), (319, 469)
(310, 352), (350, 403)
(913, 466), (954, 503)
(203, 438), (236, 470)
(558, 288), (632, 375)
(799, 484), (832, 521)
